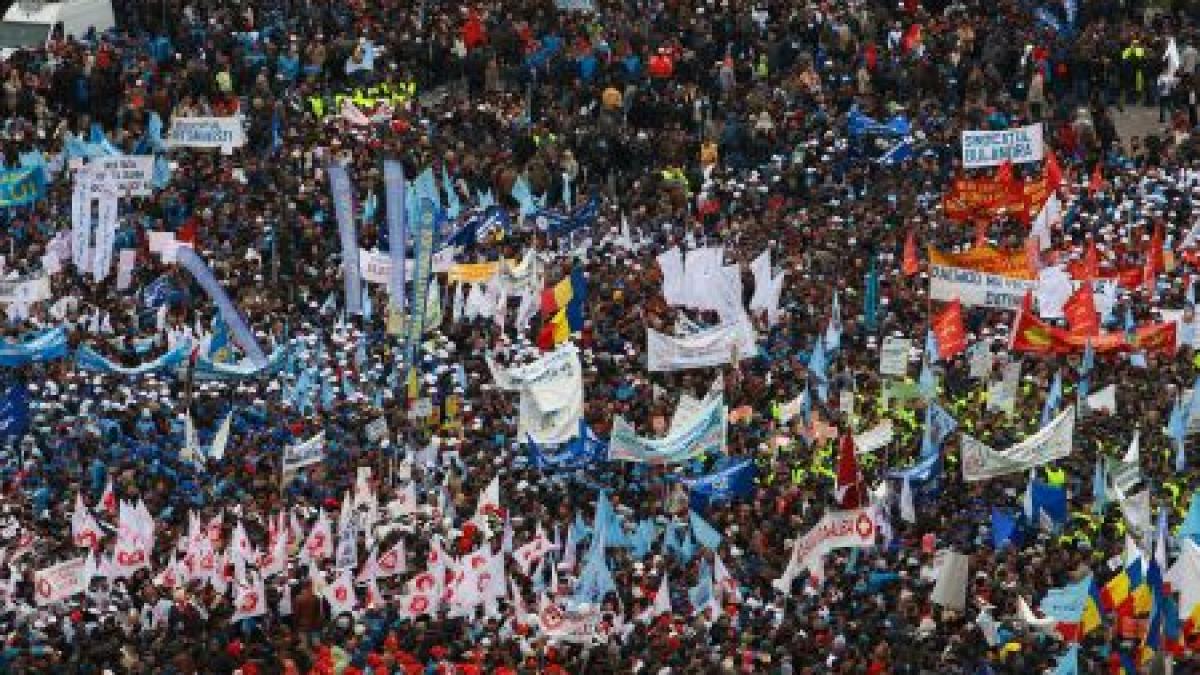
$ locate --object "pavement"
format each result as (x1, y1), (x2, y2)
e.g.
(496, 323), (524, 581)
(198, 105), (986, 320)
(1109, 103), (1173, 149)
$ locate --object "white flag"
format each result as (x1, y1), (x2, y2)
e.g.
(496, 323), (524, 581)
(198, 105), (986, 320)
(209, 411), (232, 461)
(324, 569), (358, 616)
(231, 574), (267, 622)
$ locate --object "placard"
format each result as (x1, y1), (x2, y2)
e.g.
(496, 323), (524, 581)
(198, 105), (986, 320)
(78, 156), (154, 195)
(879, 337), (911, 376)
(961, 124), (1045, 168)
(166, 116), (247, 153)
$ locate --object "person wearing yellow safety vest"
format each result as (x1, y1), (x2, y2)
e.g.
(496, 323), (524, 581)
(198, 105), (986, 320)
(1121, 39), (1147, 106)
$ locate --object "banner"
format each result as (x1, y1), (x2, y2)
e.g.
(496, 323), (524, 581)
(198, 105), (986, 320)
(928, 246), (1036, 279)
(775, 507), (880, 588)
(34, 557), (88, 606)
(610, 394), (726, 464)
(930, 264), (1037, 309)
(942, 175), (1052, 225)
(283, 432), (326, 473)
(647, 321), (757, 371)
(91, 192), (119, 282)
(76, 341), (191, 376)
(681, 458), (756, 507)
(879, 337), (911, 376)
(0, 327), (70, 366)
(165, 116), (246, 152)
(328, 163), (362, 316)
(0, 275), (51, 306)
(1011, 308), (1176, 356)
(193, 347), (287, 381)
(175, 247), (268, 366)
(853, 421), (894, 455)
(383, 160), (408, 310)
(961, 124), (1045, 168)
(405, 198), (438, 367)
(78, 156), (154, 196)
(0, 383), (29, 438)
(960, 407), (1075, 481)
(0, 167), (46, 207)
(517, 345), (585, 445)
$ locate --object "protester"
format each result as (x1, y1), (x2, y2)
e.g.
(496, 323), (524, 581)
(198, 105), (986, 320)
(0, 0), (1199, 673)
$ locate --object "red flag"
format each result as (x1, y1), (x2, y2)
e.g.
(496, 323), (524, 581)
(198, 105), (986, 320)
(834, 434), (863, 509)
(1088, 163), (1104, 195)
(1045, 152), (1063, 192)
(463, 9), (487, 50)
(932, 300), (967, 359)
(1024, 236), (1042, 274)
(101, 478), (117, 515)
(1063, 284), (1100, 336)
(901, 24), (922, 53)
(902, 230), (919, 276)
(1082, 239), (1099, 280)
(995, 160), (1015, 190)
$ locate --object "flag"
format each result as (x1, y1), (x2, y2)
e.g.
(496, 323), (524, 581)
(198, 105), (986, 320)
(901, 24), (922, 52)
(902, 230), (919, 276)
(1101, 558), (1142, 613)
(864, 255), (879, 330)
(932, 300), (967, 360)
(689, 510), (722, 550)
(1063, 284), (1099, 336)
(1180, 492), (1200, 545)
(834, 434), (864, 509)
(991, 508), (1018, 549)
(209, 411), (232, 461)
(1052, 645), (1079, 675)
(1093, 458), (1108, 514)
(639, 573), (671, 622)
(1089, 163), (1104, 196)
(1046, 151), (1063, 192)
(1042, 370), (1063, 427)
(683, 458), (755, 509)
(825, 291), (842, 353)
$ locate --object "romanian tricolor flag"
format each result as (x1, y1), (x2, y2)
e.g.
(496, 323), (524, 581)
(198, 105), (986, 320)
(1082, 578), (1103, 637)
(536, 265), (588, 350)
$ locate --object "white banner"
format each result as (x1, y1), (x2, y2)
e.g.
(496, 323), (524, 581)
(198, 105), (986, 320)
(961, 123), (1045, 168)
(283, 432), (326, 473)
(879, 337), (911, 376)
(930, 264), (1036, 309)
(359, 248), (452, 285)
(775, 507), (880, 589)
(0, 275), (51, 305)
(34, 557), (87, 606)
(78, 156), (154, 196)
(853, 421), (894, 455)
(71, 179), (92, 272)
(987, 361), (1021, 415)
(518, 346), (584, 445)
(92, 192), (119, 282)
(960, 406), (1075, 481)
(166, 116), (247, 153)
(647, 320), (756, 372)
(609, 394), (726, 464)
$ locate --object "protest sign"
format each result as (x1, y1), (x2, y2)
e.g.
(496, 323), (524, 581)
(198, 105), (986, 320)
(166, 116), (247, 152)
(77, 156), (154, 196)
(610, 394), (726, 464)
(960, 407), (1075, 481)
(647, 321), (756, 371)
(0, 275), (50, 306)
(853, 421), (894, 455)
(930, 264), (1037, 309)
(34, 557), (88, 606)
(879, 337), (911, 376)
(283, 432), (326, 473)
(961, 124), (1045, 168)
(775, 507), (881, 588)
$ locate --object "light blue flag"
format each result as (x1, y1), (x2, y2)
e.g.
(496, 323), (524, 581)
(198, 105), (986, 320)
(321, 377), (335, 409)
(476, 188), (496, 209)
(825, 291), (842, 354)
(561, 172), (572, 209)
(918, 355), (936, 401)
(807, 336), (828, 401)
(573, 539), (617, 604)
(1039, 575), (1090, 622)
(688, 510), (722, 551)
(688, 558), (714, 611)
(1042, 370), (1063, 427)
(924, 329), (940, 362)
(510, 174), (538, 216)
(1053, 644), (1079, 675)
(928, 402), (958, 446)
(1179, 492), (1200, 545)
(630, 519), (656, 560)
(361, 286), (373, 323)
(1169, 399), (1188, 472)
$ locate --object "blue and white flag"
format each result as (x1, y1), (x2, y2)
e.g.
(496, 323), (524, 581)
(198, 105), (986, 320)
(445, 206), (511, 248)
(383, 160), (408, 310)
(175, 247), (267, 366)
(194, 347), (288, 381)
(1042, 370), (1063, 427)
(327, 163), (363, 315)
(535, 196), (600, 238)
(928, 402), (958, 447)
(0, 383), (29, 438)
(683, 458), (755, 508)
(76, 341), (191, 376)
(0, 328), (70, 366)
(609, 394), (726, 464)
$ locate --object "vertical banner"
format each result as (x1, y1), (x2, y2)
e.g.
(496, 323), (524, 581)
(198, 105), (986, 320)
(175, 247), (268, 366)
(70, 180), (92, 272)
(383, 160), (408, 311)
(328, 163), (362, 315)
(404, 198), (437, 369)
(91, 191), (119, 282)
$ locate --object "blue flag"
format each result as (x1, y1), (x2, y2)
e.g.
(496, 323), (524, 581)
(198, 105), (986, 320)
(1052, 645), (1079, 675)
(1029, 481), (1068, 525)
(683, 458), (755, 509)
(864, 255), (879, 331)
(1179, 492), (1200, 545)
(991, 508), (1019, 549)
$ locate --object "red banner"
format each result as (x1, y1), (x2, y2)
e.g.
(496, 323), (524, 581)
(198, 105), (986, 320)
(942, 174), (1052, 225)
(1010, 309), (1176, 356)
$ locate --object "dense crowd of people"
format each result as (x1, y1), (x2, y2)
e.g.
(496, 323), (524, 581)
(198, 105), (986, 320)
(0, 0), (1199, 673)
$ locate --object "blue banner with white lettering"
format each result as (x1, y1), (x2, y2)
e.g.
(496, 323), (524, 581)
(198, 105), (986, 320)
(682, 458), (756, 509)
(534, 196), (600, 238)
(0, 383), (29, 438)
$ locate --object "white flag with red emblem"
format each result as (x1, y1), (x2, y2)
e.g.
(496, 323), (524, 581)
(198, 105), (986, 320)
(513, 529), (557, 576)
(375, 539), (406, 578)
(71, 494), (101, 550)
(324, 569), (358, 616)
(301, 510), (333, 564)
(474, 475), (502, 521)
(231, 573), (267, 622)
(110, 537), (151, 579)
(713, 554), (741, 604)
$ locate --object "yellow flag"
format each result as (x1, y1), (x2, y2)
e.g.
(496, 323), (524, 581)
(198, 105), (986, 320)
(551, 308), (570, 344)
